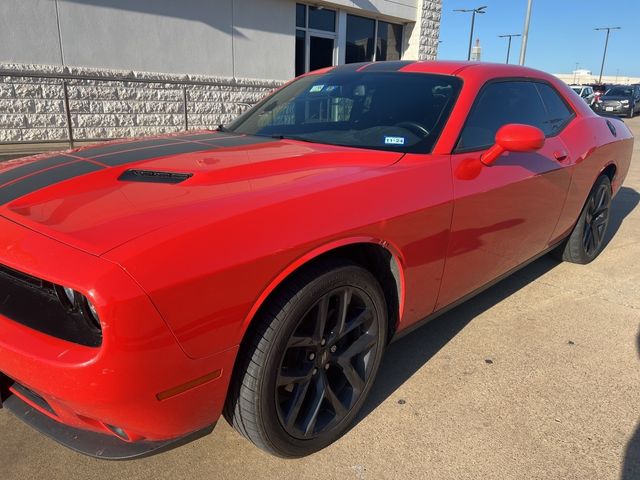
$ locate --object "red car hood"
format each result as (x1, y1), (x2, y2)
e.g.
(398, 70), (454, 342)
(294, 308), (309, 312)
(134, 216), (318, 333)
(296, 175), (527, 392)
(0, 131), (403, 255)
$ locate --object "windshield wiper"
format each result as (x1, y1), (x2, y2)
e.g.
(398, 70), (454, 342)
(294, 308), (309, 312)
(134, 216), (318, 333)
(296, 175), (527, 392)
(217, 124), (230, 133)
(270, 134), (317, 144)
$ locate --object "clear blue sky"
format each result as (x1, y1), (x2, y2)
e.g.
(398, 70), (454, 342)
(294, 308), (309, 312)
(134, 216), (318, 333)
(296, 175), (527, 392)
(439, 0), (637, 76)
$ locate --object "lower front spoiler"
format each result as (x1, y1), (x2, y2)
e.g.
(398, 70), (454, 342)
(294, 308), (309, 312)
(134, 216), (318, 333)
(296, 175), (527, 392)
(1, 392), (215, 460)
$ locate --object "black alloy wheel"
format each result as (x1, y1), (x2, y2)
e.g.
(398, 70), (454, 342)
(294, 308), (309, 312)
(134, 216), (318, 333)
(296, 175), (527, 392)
(556, 174), (612, 264)
(224, 261), (387, 457)
(275, 286), (378, 439)
(582, 181), (612, 257)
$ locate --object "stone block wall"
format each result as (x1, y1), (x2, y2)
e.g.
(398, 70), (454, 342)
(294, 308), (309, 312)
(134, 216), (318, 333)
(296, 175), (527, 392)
(405, 0), (442, 62)
(0, 64), (284, 143)
(418, 0), (442, 61)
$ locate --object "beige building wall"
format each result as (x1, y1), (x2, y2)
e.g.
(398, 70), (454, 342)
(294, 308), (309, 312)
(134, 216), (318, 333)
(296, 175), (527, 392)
(0, 0), (442, 143)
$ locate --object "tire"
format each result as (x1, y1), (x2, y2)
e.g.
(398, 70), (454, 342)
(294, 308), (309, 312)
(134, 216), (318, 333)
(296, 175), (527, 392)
(555, 174), (612, 264)
(628, 107), (634, 119)
(224, 260), (387, 457)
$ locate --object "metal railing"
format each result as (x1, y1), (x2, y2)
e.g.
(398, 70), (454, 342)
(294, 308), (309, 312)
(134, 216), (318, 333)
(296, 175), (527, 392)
(0, 69), (267, 148)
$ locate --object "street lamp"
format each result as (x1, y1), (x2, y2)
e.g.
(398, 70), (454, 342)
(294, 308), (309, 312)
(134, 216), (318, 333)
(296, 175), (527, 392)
(454, 6), (487, 61)
(594, 27), (621, 83)
(498, 34), (521, 64)
(519, 0), (533, 65)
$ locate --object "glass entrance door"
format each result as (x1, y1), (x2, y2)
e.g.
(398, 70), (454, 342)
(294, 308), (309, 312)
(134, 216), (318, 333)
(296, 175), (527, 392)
(309, 36), (335, 72)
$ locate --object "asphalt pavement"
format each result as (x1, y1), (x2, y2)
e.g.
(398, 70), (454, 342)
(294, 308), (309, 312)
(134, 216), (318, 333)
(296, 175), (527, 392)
(1, 117), (639, 480)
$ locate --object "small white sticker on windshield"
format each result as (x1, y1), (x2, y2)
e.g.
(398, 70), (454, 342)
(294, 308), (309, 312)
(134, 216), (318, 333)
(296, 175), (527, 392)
(384, 136), (406, 145)
(309, 85), (325, 93)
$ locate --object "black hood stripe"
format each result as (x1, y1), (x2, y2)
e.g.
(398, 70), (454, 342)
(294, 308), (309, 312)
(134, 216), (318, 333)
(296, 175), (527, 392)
(96, 141), (221, 167)
(0, 155), (73, 187)
(74, 138), (186, 159)
(330, 61), (415, 74)
(173, 132), (231, 141)
(360, 60), (415, 72)
(0, 161), (104, 205)
(197, 135), (278, 148)
(330, 63), (369, 73)
(0, 132), (279, 205)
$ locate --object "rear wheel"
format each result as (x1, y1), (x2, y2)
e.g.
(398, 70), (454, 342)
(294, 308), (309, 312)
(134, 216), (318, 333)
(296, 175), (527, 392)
(224, 261), (387, 457)
(556, 174), (612, 264)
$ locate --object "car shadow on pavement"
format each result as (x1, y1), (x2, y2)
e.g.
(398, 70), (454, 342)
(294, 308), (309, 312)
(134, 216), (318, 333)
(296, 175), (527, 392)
(604, 187), (640, 249)
(358, 253), (560, 423)
(621, 329), (640, 480)
(358, 185), (640, 425)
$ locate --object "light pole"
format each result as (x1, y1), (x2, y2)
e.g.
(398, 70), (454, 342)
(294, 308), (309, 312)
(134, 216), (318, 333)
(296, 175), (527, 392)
(498, 34), (521, 64)
(595, 27), (621, 83)
(454, 6), (487, 61)
(573, 62), (579, 83)
(519, 0), (533, 65)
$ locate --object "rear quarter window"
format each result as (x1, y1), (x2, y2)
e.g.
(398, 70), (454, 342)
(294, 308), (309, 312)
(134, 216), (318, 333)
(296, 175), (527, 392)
(534, 83), (575, 136)
(456, 79), (575, 152)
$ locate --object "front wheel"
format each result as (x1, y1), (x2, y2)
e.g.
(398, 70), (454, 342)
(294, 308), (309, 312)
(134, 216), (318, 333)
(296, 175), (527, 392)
(224, 261), (387, 457)
(555, 174), (612, 264)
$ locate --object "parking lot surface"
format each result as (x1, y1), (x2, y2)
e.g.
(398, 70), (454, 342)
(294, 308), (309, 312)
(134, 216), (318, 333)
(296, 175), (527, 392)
(1, 117), (639, 480)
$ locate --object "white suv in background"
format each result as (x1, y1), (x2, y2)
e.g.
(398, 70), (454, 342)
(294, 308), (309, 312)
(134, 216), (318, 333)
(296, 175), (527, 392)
(570, 85), (596, 107)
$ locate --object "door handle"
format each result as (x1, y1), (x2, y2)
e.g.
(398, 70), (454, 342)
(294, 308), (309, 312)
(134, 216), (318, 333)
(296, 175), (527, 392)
(554, 150), (569, 162)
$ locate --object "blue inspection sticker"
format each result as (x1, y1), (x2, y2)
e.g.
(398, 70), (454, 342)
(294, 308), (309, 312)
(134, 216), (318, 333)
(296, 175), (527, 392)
(384, 136), (406, 146)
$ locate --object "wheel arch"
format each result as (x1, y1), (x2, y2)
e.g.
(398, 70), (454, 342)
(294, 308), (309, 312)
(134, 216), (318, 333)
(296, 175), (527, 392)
(238, 238), (406, 347)
(600, 162), (617, 184)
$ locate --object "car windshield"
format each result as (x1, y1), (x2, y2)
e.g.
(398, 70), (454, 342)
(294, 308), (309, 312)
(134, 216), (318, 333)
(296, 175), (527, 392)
(606, 87), (632, 96)
(227, 72), (463, 154)
(571, 86), (582, 94)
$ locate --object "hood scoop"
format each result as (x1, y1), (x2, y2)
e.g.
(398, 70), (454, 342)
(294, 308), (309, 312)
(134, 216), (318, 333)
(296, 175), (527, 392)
(118, 169), (193, 184)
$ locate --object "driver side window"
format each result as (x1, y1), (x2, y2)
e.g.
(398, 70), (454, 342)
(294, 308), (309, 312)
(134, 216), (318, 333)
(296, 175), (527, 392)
(456, 81), (548, 152)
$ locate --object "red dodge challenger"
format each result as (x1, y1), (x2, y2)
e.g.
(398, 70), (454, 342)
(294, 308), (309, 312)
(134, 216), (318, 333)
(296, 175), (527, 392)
(0, 61), (634, 459)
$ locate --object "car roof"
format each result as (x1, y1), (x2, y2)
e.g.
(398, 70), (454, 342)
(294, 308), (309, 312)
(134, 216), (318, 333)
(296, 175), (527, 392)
(319, 60), (560, 84)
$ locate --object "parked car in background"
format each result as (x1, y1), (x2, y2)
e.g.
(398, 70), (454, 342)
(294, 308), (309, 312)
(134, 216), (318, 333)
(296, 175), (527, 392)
(594, 85), (640, 118)
(590, 83), (610, 100)
(0, 61), (634, 459)
(570, 85), (596, 106)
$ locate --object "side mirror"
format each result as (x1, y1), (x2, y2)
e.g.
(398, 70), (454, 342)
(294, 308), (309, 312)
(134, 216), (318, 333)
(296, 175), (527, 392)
(481, 123), (545, 166)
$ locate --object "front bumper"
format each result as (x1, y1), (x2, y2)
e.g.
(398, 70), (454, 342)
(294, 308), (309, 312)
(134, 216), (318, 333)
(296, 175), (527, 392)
(0, 374), (214, 460)
(594, 103), (632, 115)
(0, 216), (237, 456)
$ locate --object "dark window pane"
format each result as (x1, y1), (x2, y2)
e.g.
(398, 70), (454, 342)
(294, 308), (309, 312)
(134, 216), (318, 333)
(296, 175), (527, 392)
(534, 83), (574, 136)
(457, 81), (548, 151)
(296, 4), (306, 28)
(308, 7), (335, 32)
(377, 22), (403, 61)
(309, 36), (334, 71)
(295, 30), (306, 77)
(346, 15), (375, 63)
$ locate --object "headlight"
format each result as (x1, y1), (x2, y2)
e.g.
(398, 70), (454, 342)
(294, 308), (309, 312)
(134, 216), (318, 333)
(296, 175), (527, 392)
(56, 285), (76, 309)
(621, 100), (629, 104)
(84, 297), (101, 329)
(63, 286), (76, 304)
(56, 285), (101, 331)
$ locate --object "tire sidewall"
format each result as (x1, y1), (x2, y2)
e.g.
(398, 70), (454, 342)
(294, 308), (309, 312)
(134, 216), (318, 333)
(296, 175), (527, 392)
(566, 175), (612, 263)
(256, 265), (387, 457)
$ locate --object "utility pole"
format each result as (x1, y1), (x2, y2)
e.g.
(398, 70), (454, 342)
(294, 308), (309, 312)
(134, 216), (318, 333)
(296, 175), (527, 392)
(595, 27), (621, 83)
(573, 62), (579, 83)
(498, 34), (521, 64)
(454, 6), (487, 61)
(519, 0), (533, 65)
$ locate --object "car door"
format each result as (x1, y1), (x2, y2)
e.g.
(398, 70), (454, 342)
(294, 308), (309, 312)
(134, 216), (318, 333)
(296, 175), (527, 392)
(436, 80), (575, 309)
